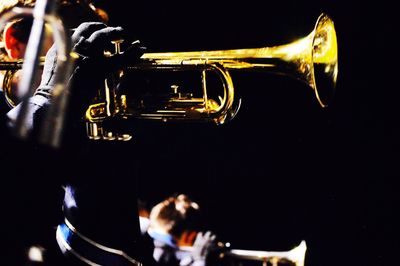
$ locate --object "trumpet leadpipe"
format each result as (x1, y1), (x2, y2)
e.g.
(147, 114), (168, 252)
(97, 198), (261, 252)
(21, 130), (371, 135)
(0, 61), (25, 70)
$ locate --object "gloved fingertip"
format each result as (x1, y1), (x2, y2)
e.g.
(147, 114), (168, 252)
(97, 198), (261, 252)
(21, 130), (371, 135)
(72, 22), (107, 42)
(126, 41), (146, 52)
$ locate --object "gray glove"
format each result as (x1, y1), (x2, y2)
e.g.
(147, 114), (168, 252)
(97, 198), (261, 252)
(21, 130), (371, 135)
(38, 22), (144, 99)
(8, 22), (145, 138)
(68, 22), (145, 119)
(191, 231), (217, 264)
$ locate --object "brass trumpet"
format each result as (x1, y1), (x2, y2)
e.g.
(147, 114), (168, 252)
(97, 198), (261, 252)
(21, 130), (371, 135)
(85, 13), (338, 141)
(1, 13), (338, 142)
(180, 240), (307, 266)
(225, 241), (307, 266)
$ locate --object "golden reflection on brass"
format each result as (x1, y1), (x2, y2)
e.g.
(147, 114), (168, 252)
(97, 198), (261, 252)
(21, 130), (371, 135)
(1, 13), (338, 141)
(85, 13), (337, 141)
(227, 240), (307, 266)
(181, 240), (307, 266)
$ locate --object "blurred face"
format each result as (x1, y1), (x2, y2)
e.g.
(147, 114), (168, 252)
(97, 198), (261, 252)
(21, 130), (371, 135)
(3, 19), (53, 60)
(3, 22), (26, 59)
(1, 18), (53, 107)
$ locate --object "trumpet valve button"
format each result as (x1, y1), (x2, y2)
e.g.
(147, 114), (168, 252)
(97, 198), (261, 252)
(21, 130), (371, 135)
(111, 39), (124, 55)
(171, 85), (179, 94)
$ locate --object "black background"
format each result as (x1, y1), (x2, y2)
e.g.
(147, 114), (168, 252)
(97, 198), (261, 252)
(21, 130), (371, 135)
(90, 1), (398, 266)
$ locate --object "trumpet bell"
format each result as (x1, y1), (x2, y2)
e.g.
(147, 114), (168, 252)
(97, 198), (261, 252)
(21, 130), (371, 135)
(311, 13), (338, 107)
(225, 241), (307, 266)
(141, 13), (338, 108)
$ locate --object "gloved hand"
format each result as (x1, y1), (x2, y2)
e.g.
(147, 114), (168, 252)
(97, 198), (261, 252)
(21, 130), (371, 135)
(71, 22), (144, 71)
(38, 22), (144, 90)
(7, 22), (145, 137)
(191, 231), (217, 264)
(66, 22), (145, 117)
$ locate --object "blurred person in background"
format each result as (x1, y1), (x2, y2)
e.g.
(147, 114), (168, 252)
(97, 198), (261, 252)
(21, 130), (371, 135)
(147, 194), (218, 266)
